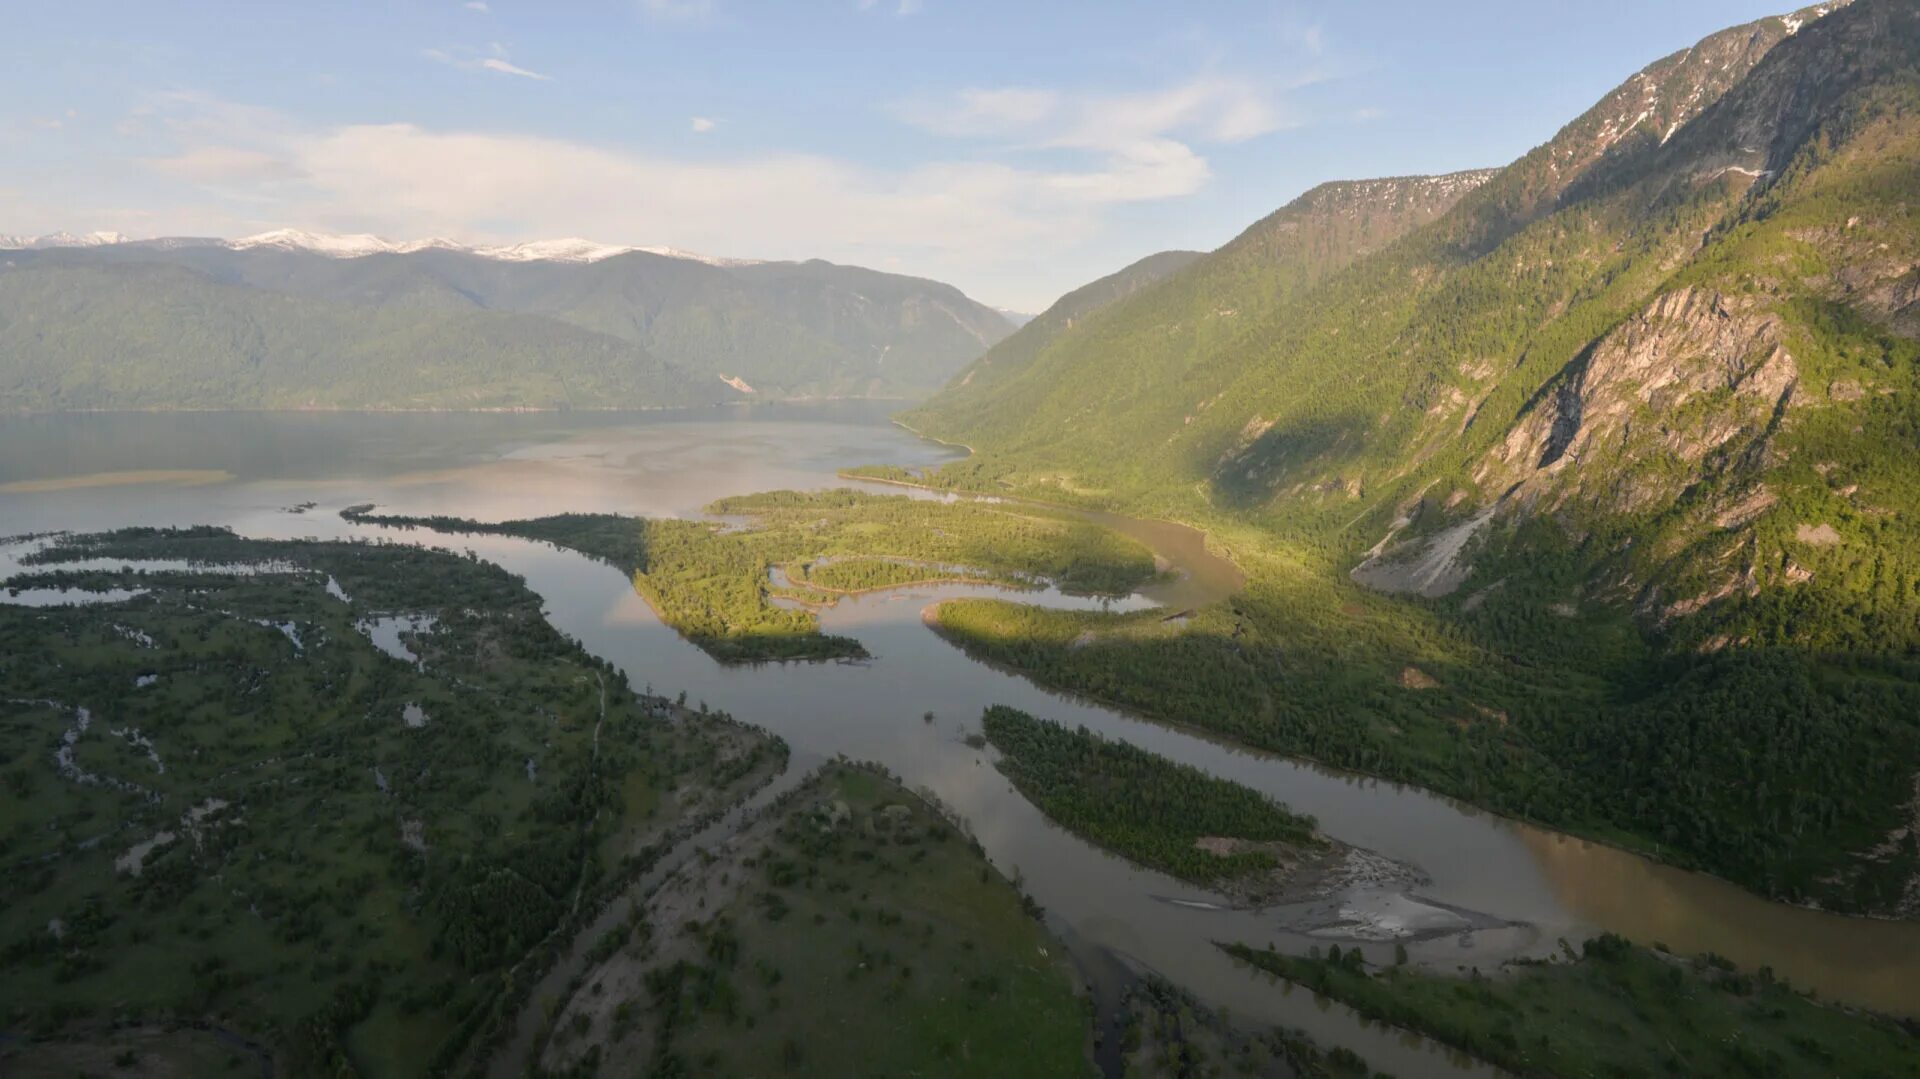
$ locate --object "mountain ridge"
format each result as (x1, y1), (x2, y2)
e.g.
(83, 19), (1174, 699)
(902, 0), (1920, 918)
(0, 235), (1016, 409)
(0, 228), (758, 267)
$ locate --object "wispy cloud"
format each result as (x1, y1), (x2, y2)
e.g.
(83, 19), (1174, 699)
(639, 0), (714, 21)
(121, 91), (1229, 300)
(858, 0), (924, 15)
(690, 116), (716, 133)
(426, 45), (552, 81)
(892, 75), (1297, 205)
(28, 108), (79, 131)
(480, 58), (550, 80)
(463, 1), (489, 11)
(900, 76), (1293, 147)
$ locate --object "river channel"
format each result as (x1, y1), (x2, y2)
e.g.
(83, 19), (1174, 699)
(4, 405), (1917, 1074)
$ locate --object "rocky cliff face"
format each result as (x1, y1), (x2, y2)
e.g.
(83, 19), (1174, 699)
(1479, 286), (1798, 519)
(1437, 1), (1854, 257)
(1340, 0), (1920, 634)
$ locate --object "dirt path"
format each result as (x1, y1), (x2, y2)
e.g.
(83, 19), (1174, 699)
(482, 750), (808, 1078)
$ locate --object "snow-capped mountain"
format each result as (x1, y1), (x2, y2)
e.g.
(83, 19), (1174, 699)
(0, 230), (131, 250)
(0, 228), (758, 267)
(224, 228), (762, 266)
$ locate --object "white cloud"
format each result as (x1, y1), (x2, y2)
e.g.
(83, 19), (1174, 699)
(480, 58), (551, 81)
(116, 92), (1229, 303)
(891, 75), (1292, 210)
(146, 144), (305, 184)
(900, 76), (1292, 148)
(898, 88), (1059, 138)
(690, 117), (716, 133)
(426, 47), (551, 81)
(27, 108), (79, 131)
(464, 1), (489, 10)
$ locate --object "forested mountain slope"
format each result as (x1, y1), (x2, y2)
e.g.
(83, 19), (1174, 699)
(905, 170), (1498, 445)
(0, 262), (721, 411)
(906, 0), (1920, 917)
(0, 243), (1014, 409)
(927, 249), (1203, 413)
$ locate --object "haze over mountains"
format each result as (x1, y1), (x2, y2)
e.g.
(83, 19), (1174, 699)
(0, 230), (1014, 410)
(909, 0), (1920, 914)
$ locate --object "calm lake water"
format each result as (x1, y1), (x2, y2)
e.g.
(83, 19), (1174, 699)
(5, 405), (1917, 1073)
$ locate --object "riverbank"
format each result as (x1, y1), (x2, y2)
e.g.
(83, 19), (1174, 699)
(8, 408), (1918, 1070)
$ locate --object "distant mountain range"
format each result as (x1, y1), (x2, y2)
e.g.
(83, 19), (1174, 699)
(0, 230), (1014, 411)
(1, 228), (756, 267)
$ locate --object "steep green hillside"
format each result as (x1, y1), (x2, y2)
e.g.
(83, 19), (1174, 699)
(905, 0), (1920, 916)
(904, 169), (1498, 449)
(929, 249), (1202, 410)
(1, 244), (1014, 407)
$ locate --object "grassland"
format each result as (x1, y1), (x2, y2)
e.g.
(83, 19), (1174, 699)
(1223, 935), (1920, 1077)
(534, 763), (1093, 1077)
(344, 488), (1158, 664)
(0, 528), (783, 1076)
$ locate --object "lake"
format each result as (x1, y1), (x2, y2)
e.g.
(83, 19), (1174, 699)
(5, 404), (1918, 1074)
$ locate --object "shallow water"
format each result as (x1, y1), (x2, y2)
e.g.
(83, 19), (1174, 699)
(4, 405), (1917, 1072)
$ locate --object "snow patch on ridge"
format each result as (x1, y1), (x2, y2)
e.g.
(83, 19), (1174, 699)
(2, 228), (760, 267)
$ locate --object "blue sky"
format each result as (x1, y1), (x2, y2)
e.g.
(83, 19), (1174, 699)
(1, 0), (1809, 310)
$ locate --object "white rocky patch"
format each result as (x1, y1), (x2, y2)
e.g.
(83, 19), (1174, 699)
(111, 727), (165, 774)
(115, 830), (178, 876)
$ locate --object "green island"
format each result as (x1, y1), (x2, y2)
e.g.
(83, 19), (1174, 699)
(529, 762), (1091, 1077)
(972, 711), (1918, 1076)
(980, 706), (1335, 902)
(1221, 935), (1920, 1078)
(0, 528), (785, 1076)
(342, 488), (1158, 664)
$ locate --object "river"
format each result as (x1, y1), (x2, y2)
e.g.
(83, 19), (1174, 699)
(4, 405), (1917, 1074)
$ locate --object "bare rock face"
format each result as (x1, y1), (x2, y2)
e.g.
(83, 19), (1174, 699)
(1477, 286), (1797, 518)
(1351, 509), (1496, 598)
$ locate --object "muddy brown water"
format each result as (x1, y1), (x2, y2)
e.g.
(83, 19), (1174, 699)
(4, 405), (1918, 1075)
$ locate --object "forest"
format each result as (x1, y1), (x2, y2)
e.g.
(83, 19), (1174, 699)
(936, 574), (1920, 914)
(0, 528), (783, 1074)
(980, 705), (1323, 889)
(344, 489), (1158, 664)
(894, 0), (1920, 917)
(530, 764), (1089, 1077)
(1120, 975), (1372, 1079)
(1223, 935), (1920, 1077)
